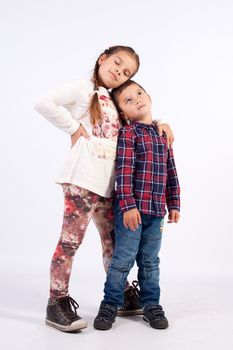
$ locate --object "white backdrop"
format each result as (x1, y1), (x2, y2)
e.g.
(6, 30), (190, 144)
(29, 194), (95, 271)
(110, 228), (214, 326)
(1, 0), (233, 349)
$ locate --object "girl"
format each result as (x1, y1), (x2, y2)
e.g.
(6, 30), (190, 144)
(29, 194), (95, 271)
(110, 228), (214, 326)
(34, 45), (174, 332)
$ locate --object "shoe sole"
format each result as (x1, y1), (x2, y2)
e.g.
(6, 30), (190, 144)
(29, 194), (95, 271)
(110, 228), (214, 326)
(117, 309), (143, 316)
(143, 316), (169, 329)
(45, 318), (88, 332)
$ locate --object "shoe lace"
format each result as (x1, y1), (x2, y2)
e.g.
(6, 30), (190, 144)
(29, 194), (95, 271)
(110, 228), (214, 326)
(127, 280), (140, 298)
(58, 296), (79, 321)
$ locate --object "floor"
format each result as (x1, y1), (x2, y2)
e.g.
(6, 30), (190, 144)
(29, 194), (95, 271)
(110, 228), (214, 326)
(1, 262), (233, 350)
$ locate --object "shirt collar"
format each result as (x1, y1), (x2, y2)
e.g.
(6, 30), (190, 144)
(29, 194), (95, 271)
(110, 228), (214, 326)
(130, 120), (157, 129)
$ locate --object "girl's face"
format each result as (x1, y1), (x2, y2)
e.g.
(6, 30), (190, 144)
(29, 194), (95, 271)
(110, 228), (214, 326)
(97, 51), (138, 89)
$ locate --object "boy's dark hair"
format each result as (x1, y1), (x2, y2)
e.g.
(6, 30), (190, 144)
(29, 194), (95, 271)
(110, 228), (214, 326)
(111, 80), (158, 129)
(111, 80), (145, 108)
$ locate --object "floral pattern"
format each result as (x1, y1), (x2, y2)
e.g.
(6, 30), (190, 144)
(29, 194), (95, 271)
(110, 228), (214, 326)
(50, 183), (114, 298)
(92, 95), (120, 142)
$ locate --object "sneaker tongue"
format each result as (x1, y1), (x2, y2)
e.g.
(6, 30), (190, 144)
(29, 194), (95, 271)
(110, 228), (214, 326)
(104, 304), (116, 313)
(149, 306), (164, 317)
(99, 304), (116, 318)
(60, 297), (74, 313)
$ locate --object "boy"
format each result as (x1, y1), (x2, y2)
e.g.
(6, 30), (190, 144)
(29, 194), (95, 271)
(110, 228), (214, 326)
(93, 80), (180, 330)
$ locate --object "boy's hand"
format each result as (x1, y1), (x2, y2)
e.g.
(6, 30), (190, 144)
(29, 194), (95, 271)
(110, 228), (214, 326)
(123, 208), (142, 231)
(157, 123), (174, 148)
(71, 124), (90, 147)
(167, 210), (180, 223)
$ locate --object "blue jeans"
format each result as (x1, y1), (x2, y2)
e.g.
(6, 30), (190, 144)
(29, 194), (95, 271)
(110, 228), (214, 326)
(102, 199), (164, 308)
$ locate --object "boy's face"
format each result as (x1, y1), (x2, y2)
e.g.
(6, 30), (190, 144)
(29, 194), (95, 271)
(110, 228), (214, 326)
(117, 84), (152, 121)
(98, 51), (138, 89)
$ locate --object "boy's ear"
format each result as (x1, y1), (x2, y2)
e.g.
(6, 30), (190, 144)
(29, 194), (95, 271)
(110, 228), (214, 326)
(119, 112), (130, 125)
(119, 111), (127, 120)
(98, 54), (107, 65)
(119, 112), (129, 124)
(148, 94), (152, 102)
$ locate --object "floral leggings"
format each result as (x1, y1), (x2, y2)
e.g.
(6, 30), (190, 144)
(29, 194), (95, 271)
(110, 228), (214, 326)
(50, 184), (115, 298)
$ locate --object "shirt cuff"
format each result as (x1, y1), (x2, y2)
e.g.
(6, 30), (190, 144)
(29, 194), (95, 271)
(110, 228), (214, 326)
(167, 199), (180, 212)
(68, 120), (80, 135)
(119, 197), (137, 212)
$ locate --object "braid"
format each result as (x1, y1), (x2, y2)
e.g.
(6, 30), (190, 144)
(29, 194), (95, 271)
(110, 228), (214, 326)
(89, 61), (101, 125)
(93, 61), (99, 90)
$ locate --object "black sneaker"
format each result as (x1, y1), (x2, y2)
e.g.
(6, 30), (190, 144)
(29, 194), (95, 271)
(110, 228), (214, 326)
(143, 304), (169, 329)
(45, 295), (87, 332)
(93, 303), (117, 330)
(117, 280), (143, 316)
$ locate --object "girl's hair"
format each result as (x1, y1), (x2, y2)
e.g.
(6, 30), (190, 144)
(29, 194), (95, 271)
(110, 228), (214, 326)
(89, 46), (140, 126)
(111, 79), (158, 128)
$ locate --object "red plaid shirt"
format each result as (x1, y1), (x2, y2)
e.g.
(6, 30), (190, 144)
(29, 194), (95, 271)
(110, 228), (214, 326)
(116, 120), (180, 216)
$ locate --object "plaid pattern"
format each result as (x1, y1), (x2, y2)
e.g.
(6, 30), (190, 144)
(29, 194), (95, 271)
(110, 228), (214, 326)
(116, 121), (180, 216)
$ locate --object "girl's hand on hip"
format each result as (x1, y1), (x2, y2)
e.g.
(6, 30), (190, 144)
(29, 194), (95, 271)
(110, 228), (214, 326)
(123, 208), (142, 231)
(157, 123), (175, 148)
(71, 124), (90, 147)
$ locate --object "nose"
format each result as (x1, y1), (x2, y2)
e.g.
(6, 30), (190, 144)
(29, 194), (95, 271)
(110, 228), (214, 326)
(115, 68), (121, 75)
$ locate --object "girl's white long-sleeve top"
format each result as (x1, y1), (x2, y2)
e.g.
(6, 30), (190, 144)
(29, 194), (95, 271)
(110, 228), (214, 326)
(34, 79), (121, 198)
